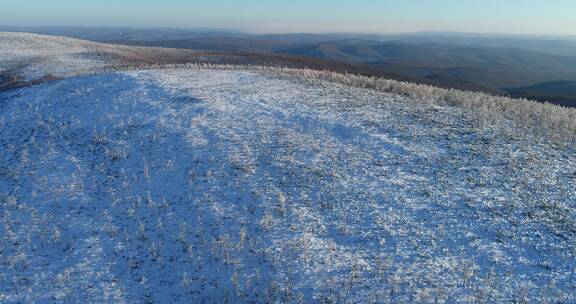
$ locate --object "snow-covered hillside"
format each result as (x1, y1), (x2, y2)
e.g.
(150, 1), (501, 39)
(0, 32), (130, 80)
(0, 32), (238, 82)
(1, 67), (575, 303)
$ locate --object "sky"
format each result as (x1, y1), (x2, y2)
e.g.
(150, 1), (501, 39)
(1, 0), (576, 35)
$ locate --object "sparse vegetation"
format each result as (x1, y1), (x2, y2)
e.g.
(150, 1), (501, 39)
(275, 66), (576, 143)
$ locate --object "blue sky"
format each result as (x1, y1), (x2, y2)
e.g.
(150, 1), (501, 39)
(2, 0), (575, 35)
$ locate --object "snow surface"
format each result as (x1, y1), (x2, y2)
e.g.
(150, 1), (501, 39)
(1, 68), (575, 303)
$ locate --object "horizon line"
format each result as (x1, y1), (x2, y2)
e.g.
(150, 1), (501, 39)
(1, 24), (576, 38)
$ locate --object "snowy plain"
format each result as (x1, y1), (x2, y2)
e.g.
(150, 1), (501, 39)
(1, 32), (576, 303)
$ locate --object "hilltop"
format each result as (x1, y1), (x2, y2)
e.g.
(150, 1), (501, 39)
(0, 32), (575, 303)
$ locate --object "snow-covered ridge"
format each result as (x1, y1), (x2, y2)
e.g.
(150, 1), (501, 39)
(1, 68), (575, 303)
(1, 32), (575, 143)
(0, 32), (226, 81)
(0, 32), (124, 79)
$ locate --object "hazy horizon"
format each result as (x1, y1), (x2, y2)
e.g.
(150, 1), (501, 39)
(3, 25), (576, 39)
(2, 0), (576, 36)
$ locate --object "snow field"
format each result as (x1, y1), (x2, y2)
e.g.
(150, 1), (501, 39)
(0, 68), (574, 303)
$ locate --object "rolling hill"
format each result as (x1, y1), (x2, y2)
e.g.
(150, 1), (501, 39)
(1, 32), (575, 303)
(275, 41), (576, 94)
(505, 81), (576, 107)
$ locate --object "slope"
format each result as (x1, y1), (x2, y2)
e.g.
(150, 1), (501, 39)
(0, 68), (575, 303)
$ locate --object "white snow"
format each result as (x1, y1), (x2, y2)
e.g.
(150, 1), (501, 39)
(1, 68), (575, 303)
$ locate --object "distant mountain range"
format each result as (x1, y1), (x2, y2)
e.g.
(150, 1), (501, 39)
(2, 26), (576, 107)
